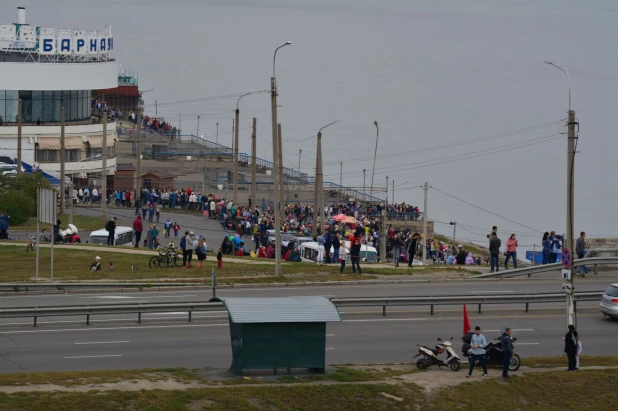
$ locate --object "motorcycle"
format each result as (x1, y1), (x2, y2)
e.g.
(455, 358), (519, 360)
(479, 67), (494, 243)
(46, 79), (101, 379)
(414, 337), (461, 371)
(461, 332), (521, 371)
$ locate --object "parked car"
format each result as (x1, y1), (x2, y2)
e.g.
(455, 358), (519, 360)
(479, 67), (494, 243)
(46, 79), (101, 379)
(266, 230), (296, 247)
(600, 283), (618, 318)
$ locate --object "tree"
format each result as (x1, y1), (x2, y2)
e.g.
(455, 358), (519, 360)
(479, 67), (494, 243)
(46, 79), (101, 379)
(0, 173), (52, 225)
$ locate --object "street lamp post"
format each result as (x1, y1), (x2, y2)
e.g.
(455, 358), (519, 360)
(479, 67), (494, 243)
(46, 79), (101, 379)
(312, 120), (341, 237)
(544, 60), (576, 328)
(370, 121), (379, 198)
(234, 92), (253, 204)
(216, 122), (219, 145)
(271, 41), (292, 277)
(450, 221), (457, 243)
(196, 115), (201, 138)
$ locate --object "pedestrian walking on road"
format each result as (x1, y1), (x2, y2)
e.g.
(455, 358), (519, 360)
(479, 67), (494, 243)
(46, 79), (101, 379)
(564, 324), (579, 371)
(501, 328), (514, 379)
(505, 234), (518, 269)
(489, 232), (501, 273)
(466, 326), (488, 378)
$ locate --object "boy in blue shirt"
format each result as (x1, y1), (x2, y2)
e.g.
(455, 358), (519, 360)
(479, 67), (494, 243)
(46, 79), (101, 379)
(466, 326), (488, 378)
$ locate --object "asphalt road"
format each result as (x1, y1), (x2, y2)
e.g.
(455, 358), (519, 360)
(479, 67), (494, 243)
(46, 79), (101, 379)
(1, 279), (616, 374)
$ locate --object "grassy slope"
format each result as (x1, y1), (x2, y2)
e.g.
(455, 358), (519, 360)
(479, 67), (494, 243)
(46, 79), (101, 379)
(13, 214), (108, 232)
(0, 245), (474, 283)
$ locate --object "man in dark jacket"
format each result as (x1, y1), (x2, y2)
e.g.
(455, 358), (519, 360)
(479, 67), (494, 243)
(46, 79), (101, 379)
(501, 328), (514, 378)
(105, 217), (117, 246)
(564, 324), (579, 371)
(408, 233), (419, 267)
(456, 246), (467, 265)
(333, 232), (341, 263)
(575, 232), (589, 275)
(489, 232), (501, 273)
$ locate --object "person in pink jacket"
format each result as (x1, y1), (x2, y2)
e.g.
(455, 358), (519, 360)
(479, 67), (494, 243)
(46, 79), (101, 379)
(505, 234), (518, 269)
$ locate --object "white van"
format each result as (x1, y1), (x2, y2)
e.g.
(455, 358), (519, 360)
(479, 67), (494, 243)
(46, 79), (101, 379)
(344, 241), (378, 263)
(299, 241), (349, 263)
(89, 226), (134, 246)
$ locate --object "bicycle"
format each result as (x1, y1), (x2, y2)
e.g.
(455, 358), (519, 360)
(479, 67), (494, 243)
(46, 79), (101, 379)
(148, 244), (182, 268)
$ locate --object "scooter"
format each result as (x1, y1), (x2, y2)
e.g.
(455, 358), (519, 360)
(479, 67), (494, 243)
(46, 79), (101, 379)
(414, 337), (461, 371)
(461, 333), (521, 371)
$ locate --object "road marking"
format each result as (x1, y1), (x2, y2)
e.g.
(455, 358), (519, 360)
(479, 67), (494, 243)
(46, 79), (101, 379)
(289, 295), (335, 298)
(468, 291), (516, 294)
(74, 341), (130, 345)
(344, 318), (427, 322)
(65, 355), (123, 359)
(0, 314), (228, 326)
(98, 301), (149, 304)
(82, 294), (199, 299)
(219, 288), (300, 292)
(0, 323), (228, 334)
(484, 329), (534, 332)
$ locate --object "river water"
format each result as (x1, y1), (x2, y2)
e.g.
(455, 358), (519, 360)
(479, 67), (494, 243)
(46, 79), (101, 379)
(4, 0), (617, 249)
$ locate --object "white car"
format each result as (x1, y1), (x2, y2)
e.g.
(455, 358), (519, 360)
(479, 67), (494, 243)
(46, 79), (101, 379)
(90, 226), (134, 246)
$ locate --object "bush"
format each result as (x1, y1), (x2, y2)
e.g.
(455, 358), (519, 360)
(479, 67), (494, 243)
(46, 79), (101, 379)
(0, 189), (35, 225)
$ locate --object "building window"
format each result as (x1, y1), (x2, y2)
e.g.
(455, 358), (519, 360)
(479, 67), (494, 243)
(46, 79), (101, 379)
(0, 90), (92, 123)
(86, 146), (103, 159)
(65, 149), (80, 162)
(35, 150), (59, 163)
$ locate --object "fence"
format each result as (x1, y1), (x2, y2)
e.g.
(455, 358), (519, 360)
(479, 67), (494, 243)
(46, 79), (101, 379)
(474, 256), (618, 279)
(0, 291), (603, 327)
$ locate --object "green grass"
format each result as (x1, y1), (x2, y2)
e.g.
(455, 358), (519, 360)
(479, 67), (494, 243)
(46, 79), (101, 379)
(428, 369), (618, 411)
(0, 383), (426, 411)
(13, 214), (108, 232)
(522, 355), (618, 368)
(0, 244), (472, 283)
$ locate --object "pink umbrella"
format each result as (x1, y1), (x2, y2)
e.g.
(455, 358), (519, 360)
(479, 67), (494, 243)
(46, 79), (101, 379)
(332, 213), (348, 222)
(345, 216), (358, 224)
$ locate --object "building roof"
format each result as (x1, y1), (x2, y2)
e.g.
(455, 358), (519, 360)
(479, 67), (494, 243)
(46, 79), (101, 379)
(140, 171), (175, 179)
(116, 163), (136, 171)
(219, 297), (342, 324)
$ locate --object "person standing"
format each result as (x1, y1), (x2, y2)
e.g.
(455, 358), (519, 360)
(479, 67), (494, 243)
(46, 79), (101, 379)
(541, 232), (551, 265)
(576, 232), (589, 275)
(564, 324), (579, 371)
(501, 328), (514, 379)
(489, 232), (501, 273)
(505, 234), (518, 269)
(0, 210), (10, 240)
(466, 326), (488, 378)
(349, 230), (362, 274)
(332, 232), (341, 263)
(195, 237), (207, 268)
(180, 231), (189, 267)
(185, 231), (198, 268)
(323, 227), (333, 264)
(217, 247), (223, 269)
(164, 218), (172, 238)
(339, 241), (348, 274)
(408, 233), (419, 267)
(391, 234), (402, 267)
(132, 215), (143, 248)
(105, 217), (117, 246)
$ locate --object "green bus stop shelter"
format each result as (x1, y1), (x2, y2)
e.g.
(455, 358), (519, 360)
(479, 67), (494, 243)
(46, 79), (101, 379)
(217, 297), (342, 375)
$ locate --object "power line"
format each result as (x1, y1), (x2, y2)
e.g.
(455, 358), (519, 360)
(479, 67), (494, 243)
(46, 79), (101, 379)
(430, 186), (543, 234)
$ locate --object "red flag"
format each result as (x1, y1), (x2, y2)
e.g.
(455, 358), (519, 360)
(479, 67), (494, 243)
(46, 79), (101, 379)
(463, 304), (471, 335)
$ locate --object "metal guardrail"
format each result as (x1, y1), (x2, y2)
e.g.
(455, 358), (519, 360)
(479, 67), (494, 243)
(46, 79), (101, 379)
(0, 283), (206, 292)
(474, 257), (618, 279)
(0, 292), (603, 327)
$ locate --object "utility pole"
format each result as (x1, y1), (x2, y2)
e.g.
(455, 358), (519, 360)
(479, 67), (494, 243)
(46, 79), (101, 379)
(381, 209), (387, 263)
(216, 122), (219, 145)
(386, 176), (389, 206)
(340, 162), (343, 187)
(155, 100), (158, 119)
(271, 77), (282, 276)
(422, 182), (428, 263)
(251, 117), (257, 209)
(196, 115), (201, 138)
(179, 113), (182, 138)
(312, 133), (321, 237)
(102, 116), (107, 218)
(278, 123), (285, 216)
(298, 149), (302, 197)
(233, 112), (239, 204)
(17, 100), (22, 176)
(59, 107), (65, 215)
(271, 41), (292, 276)
(363, 169), (366, 194)
(68, 181), (74, 224)
(566, 109), (576, 327)
(392, 179), (395, 204)
(317, 136), (325, 234)
(450, 221), (457, 243)
(134, 106), (142, 198)
(370, 121), (379, 197)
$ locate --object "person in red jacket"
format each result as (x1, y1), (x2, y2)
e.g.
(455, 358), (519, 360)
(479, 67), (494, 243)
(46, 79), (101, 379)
(132, 215), (143, 248)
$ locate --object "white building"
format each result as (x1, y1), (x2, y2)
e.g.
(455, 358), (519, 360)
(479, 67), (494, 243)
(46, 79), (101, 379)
(0, 7), (119, 182)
